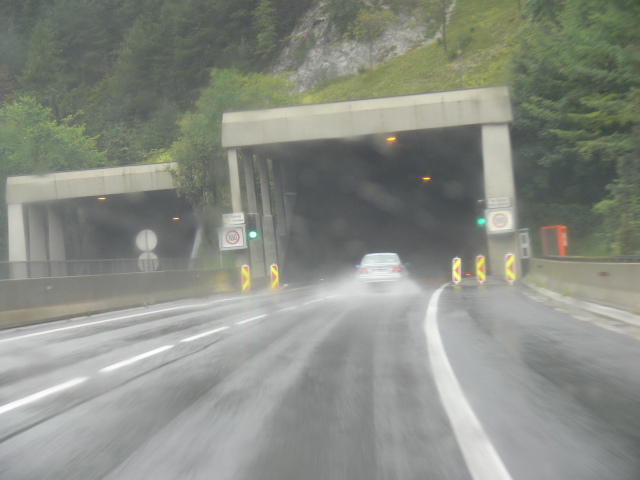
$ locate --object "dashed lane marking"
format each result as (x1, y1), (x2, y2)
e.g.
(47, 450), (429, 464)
(302, 298), (325, 306)
(235, 315), (268, 326)
(99, 346), (174, 373)
(180, 326), (230, 342)
(424, 283), (514, 480)
(0, 377), (88, 416)
(275, 306), (298, 314)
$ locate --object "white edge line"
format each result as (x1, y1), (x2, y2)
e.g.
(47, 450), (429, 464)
(180, 326), (230, 342)
(0, 377), (88, 416)
(235, 314), (268, 326)
(99, 345), (174, 373)
(424, 283), (513, 480)
(0, 297), (241, 345)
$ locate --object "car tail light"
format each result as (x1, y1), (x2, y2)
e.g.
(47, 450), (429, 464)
(393, 267), (402, 272)
(359, 269), (368, 274)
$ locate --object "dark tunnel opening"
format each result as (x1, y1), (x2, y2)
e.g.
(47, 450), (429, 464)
(277, 126), (488, 283)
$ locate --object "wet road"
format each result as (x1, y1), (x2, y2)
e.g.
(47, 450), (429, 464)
(1, 281), (639, 479)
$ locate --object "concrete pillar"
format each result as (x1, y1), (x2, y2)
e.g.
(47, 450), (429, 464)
(228, 148), (243, 213)
(243, 152), (266, 279)
(280, 159), (298, 237)
(271, 159), (288, 262)
(258, 155), (278, 270)
(8, 203), (28, 279)
(481, 123), (521, 277)
(28, 205), (48, 277)
(48, 206), (67, 277)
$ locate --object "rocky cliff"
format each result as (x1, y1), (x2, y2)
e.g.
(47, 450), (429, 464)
(271, 1), (444, 92)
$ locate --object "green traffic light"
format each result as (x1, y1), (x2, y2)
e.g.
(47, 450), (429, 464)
(477, 218), (486, 226)
(248, 230), (258, 239)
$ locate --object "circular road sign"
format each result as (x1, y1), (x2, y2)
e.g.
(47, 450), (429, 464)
(225, 229), (241, 245)
(136, 229), (157, 252)
(492, 213), (508, 229)
(138, 252), (159, 272)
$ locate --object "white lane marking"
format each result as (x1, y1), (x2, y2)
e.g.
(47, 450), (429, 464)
(180, 326), (230, 342)
(235, 314), (268, 326)
(275, 306), (298, 314)
(0, 298), (241, 345)
(302, 299), (324, 306)
(424, 284), (514, 480)
(0, 377), (88, 416)
(99, 346), (174, 373)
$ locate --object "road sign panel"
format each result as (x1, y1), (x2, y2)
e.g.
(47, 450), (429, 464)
(476, 255), (486, 284)
(487, 197), (511, 209)
(218, 225), (247, 250)
(241, 264), (250, 293)
(452, 257), (461, 285)
(485, 208), (515, 234)
(505, 253), (515, 285)
(270, 264), (279, 290)
(222, 213), (245, 226)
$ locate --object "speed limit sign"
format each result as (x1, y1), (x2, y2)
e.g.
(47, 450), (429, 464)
(485, 208), (515, 234)
(218, 225), (248, 250)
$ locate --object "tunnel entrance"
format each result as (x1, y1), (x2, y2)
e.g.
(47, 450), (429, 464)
(270, 127), (487, 281)
(223, 87), (519, 281)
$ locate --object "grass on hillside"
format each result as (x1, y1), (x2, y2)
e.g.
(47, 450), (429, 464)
(302, 0), (524, 103)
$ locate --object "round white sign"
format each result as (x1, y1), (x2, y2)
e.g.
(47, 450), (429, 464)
(136, 229), (157, 252)
(138, 252), (159, 271)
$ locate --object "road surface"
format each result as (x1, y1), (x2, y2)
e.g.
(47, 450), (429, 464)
(1, 280), (639, 479)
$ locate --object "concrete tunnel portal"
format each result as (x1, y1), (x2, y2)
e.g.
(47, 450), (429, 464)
(222, 86), (520, 282)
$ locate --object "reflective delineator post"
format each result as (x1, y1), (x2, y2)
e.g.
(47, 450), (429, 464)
(452, 257), (461, 285)
(270, 264), (279, 290)
(241, 264), (250, 293)
(476, 255), (486, 284)
(505, 253), (515, 285)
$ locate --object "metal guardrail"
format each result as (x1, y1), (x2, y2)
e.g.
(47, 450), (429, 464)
(544, 255), (640, 263)
(0, 258), (207, 280)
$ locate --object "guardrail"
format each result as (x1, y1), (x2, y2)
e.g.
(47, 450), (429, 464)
(0, 268), (239, 330)
(0, 258), (207, 280)
(529, 258), (640, 313)
(544, 255), (640, 263)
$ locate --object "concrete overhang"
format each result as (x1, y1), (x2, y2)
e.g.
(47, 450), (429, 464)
(222, 86), (513, 148)
(6, 162), (177, 205)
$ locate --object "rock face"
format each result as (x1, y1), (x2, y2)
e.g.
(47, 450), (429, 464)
(271, 1), (437, 92)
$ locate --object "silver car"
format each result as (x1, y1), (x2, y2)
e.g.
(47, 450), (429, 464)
(357, 253), (408, 283)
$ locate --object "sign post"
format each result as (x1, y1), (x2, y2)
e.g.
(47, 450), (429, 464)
(505, 253), (515, 285)
(452, 257), (461, 285)
(270, 264), (279, 290)
(476, 255), (486, 284)
(241, 264), (250, 293)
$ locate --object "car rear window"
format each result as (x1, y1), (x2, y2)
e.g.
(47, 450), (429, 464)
(361, 254), (399, 265)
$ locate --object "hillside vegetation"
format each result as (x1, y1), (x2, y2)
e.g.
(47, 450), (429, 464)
(0, 0), (638, 258)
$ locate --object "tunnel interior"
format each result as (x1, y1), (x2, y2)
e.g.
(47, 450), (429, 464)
(62, 190), (197, 260)
(264, 126), (488, 282)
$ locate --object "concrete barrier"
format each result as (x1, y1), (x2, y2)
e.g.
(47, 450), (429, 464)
(0, 269), (239, 330)
(528, 259), (640, 313)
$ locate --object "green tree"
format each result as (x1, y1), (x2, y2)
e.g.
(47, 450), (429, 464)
(171, 69), (295, 215)
(253, 0), (279, 65)
(511, 0), (640, 253)
(0, 96), (106, 258)
(345, 8), (397, 69)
